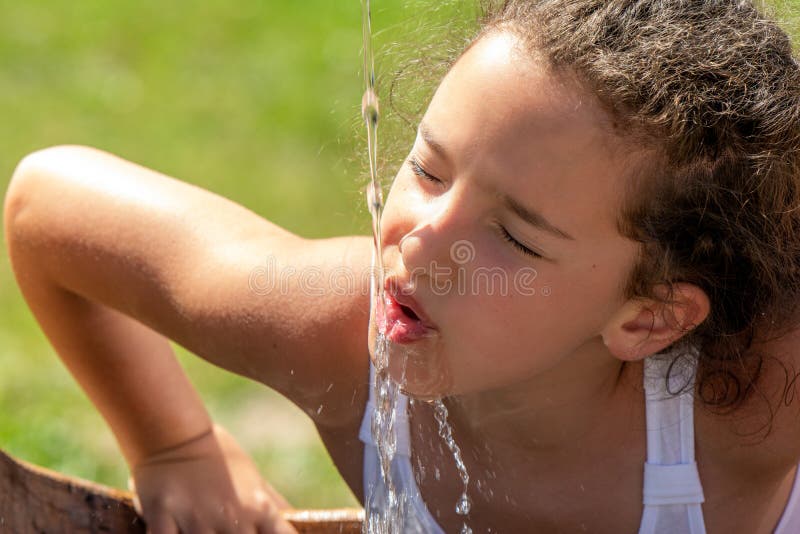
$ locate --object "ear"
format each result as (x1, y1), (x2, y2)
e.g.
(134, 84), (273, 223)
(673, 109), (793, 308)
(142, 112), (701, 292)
(601, 283), (710, 362)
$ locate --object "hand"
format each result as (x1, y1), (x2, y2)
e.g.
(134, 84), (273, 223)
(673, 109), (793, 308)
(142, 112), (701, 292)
(128, 423), (298, 534)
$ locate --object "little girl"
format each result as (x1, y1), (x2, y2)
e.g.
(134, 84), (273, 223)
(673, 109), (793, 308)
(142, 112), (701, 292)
(5, 1), (800, 532)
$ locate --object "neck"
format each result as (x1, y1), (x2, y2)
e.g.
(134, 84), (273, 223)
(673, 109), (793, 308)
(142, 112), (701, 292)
(446, 338), (641, 463)
(406, 341), (646, 523)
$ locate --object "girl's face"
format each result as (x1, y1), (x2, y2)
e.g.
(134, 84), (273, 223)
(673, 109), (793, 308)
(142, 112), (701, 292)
(376, 31), (642, 398)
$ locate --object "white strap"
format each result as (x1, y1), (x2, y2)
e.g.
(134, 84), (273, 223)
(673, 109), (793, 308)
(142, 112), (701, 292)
(643, 462), (706, 505)
(639, 350), (708, 534)
(643, 353), (699, 464)
(639, 503), (706, 534)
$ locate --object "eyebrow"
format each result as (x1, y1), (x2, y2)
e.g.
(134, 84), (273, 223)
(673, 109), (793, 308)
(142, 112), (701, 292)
(503, 195), (576, 241)
(418, 122), (576, 242)
(419, 123), (451, 163)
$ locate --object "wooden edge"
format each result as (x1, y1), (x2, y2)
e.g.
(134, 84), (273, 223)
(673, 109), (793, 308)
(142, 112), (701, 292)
(283, 508), (365, 533)
(0, 448), (364, 533)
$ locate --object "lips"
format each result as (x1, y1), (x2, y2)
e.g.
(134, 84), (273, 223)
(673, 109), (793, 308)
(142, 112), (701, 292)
(379, 280), (436, 344)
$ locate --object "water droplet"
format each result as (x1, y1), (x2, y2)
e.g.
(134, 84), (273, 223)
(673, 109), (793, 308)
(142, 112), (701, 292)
(460, 525), (473, 534)
(456, 493), (471, 515)
(361, 88), (380, 127)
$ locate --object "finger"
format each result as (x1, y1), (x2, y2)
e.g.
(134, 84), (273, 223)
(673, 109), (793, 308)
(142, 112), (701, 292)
(253, 485), (291, 513)
(263, 487), (291, 511)
(255, 516), (298, 534)
(213, 522), (254, 534)
(127, 476), (144, 516)
(210, 506), (248, 534)
(144, 513), (179, 534)
(177, 513), (215, 534)
(214, 522), (256, 534)
(251, 489), (297, 534)
(132, 493), (144, 518)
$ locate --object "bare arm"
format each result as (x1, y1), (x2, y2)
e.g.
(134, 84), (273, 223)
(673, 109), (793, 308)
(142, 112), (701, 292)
(3, 145), (372, 468)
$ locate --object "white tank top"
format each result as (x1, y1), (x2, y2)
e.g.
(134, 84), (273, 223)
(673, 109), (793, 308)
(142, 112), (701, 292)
(359, 352), (800, 533)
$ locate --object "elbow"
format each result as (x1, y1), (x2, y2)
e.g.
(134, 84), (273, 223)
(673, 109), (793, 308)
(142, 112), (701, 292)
(4, 149), (41, 247)
(4, 145), (93, 243)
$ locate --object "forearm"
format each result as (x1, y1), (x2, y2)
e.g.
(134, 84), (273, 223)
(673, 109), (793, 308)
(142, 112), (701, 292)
(28, 284), (211, 468)
(4, 151), (213, 468)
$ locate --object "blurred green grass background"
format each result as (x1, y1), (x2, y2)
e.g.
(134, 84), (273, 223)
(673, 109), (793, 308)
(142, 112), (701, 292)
(1, 0), (797, 511)
(0, 0), (481, 508)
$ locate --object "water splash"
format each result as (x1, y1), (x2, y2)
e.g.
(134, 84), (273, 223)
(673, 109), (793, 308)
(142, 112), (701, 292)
(433, 399), (472, 534)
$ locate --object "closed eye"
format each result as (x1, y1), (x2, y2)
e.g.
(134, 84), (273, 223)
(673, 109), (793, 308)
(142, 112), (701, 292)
(407, 156), (541, 259)
(496, 224), (542, 259)
(408, 157), (442, 184)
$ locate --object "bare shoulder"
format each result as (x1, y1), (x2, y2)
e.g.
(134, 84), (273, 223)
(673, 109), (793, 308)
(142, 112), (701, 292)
(5, 144), (372, 427)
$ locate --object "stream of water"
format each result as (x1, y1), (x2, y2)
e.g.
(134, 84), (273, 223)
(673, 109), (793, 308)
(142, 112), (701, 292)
(433, 399), (472, 534)
(361, 0), (403, 531)
(360, 2), (471, 532)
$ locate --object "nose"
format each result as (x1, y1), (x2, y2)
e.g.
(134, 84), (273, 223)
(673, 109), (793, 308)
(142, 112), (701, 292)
(391, 195), (468, 279)
(398, 227), (453, 277)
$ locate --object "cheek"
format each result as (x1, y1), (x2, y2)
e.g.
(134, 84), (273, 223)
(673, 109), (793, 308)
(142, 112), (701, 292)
(457, 267), (567, 356)
(559, 247), (637, 334)
(457, 269), (542, 343)
(451, 297), (563, 392)
(467, 241), (543, 301)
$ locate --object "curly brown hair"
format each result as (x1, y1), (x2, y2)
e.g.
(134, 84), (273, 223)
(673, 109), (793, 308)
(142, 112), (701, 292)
(477, 0), (800, 429)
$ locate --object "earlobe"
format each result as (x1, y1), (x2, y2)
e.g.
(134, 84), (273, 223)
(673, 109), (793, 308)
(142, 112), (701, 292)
(601, 299), (660, 362)
(601, 283), (710, 362)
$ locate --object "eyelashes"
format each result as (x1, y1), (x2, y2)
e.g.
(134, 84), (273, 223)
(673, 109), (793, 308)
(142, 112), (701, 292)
(406, 156), (542, 260)
(408, 157), (441, 183)
(496, 224), (542, 258)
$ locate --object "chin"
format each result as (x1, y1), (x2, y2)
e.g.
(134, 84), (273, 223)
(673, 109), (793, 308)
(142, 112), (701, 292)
(367, 322), (454, 398)
(388, 351), (454, 399)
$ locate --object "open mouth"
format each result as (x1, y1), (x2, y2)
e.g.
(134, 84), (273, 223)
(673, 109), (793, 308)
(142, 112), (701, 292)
(380, 293), (434, 344)
(398, 304), (419, 321)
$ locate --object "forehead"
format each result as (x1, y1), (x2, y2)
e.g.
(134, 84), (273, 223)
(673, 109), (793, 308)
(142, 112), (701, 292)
(422, 31), (634, 241)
